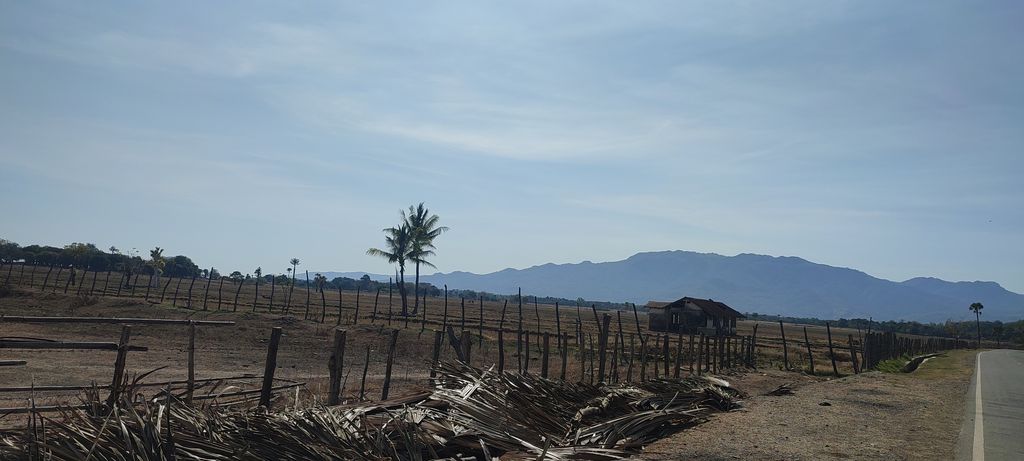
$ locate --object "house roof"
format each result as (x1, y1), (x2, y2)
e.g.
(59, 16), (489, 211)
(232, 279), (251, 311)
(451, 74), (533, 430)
(645, 297), (746, 319)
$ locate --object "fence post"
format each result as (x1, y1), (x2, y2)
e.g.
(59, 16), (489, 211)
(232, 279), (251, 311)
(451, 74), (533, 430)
(848, 334), (859, 374)
(359, 345), (370, 400)
(559, 332), (568, 380)
(461, 330), (472, 366)
(674, 332), (683, 378)
(106, 325), (132, 408)
(498, 330), (506, 375)
(186, 321), (196, 404)
(803, 326), (814, 375)
(328, 328), (347, 405)
(779, 320), (790, 371)
(259, 327), (283, 408)
(541, 331), (551, 379)
(160, 275), (173, 303)
(381, 329), (399, 400)
(597, 313), (611, 382)
(826, 322), (839, 376)
(429, 330), (443, 381)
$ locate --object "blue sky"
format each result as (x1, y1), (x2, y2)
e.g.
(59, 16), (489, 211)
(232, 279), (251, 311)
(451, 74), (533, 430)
(2, 1), (1022, 291)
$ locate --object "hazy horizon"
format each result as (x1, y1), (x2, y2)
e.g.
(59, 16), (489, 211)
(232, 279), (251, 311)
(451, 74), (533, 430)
(3, 1), (1022, 292)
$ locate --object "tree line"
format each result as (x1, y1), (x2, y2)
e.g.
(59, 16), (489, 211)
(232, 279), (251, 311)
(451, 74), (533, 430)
(745, 312), (1024, 345)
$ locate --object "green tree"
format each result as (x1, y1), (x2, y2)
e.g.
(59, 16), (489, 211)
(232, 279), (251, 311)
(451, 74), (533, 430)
(403, 203), (448, 314)
(969, 302), (984, 348)
(367, 223), (413, 315)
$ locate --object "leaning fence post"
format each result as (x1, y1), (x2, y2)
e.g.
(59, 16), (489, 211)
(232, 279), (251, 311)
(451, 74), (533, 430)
(778, 320), (790, 371)
(259, 327), (283, 408)
(461, 330), (472, 366)
(381, 328), (399, 400)
(803, 326), (815, 375)
(826, 322), (839, 377)
(674, 332), (683, 378)
(359, 345), (370, 400)
(328, 328), (347, 405)
(106, 325), (132, 408)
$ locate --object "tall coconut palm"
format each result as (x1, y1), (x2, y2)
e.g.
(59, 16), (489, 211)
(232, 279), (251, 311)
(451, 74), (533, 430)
(969, 302), (984, 348)
(403, 203), (448, 314)
(289, 258), (301, 286)
(367, 224), (412, 315)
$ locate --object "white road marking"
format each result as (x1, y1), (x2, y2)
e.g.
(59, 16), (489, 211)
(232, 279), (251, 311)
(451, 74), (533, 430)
(973, 352), (984, 460)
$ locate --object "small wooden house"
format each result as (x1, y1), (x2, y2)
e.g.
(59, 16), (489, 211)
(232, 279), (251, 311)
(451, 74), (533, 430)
(646, 297), (745, 335)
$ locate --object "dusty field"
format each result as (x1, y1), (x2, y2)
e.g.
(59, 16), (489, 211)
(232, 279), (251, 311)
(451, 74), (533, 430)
(642, 349), (976, 460)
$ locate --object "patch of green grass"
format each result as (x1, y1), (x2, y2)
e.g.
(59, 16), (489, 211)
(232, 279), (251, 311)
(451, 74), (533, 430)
(875, 356), (910, 373)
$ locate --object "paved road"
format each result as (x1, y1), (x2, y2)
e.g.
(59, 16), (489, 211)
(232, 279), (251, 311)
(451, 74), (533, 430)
(957, 349), (1024, 461)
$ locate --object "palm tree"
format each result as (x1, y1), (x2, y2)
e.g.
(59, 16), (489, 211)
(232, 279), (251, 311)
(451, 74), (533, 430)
(289, 258), (300, 286)
(367, 224), (412, 315)
(403, 203), (449, 314)
(314, 273), (327, 293)
(149, 247), (165, 287)
(970, 302), (984, 348)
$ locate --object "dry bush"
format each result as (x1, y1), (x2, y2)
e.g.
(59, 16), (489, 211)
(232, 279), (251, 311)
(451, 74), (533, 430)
(68, 294), (99, 314)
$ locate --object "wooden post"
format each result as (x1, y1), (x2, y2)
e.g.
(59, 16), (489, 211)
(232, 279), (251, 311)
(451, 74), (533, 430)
(144, 273), (152, 300)
(848, 334), (860, 374)
(461, 329), (472, 365)
(269, 275), (276, 312)
(674, 332), (683, 378)
(259, 327), (283, 408)
(627, 333), (635, 382)
(479, 295), (485, 348)
(588, 333), (596, 383)
(779, 320), (790, 371)
(359, 345), (370, 400)
(597, 313), (611, 383)
(803, 326), (815, 375)
(695, 333), (702, 376)
(63, 267), (73, 293)
(441, 285), (449, 334)
(102, 269), (110, 295)
(186, 274), (197, 309)
(304, 270), (311, 319)
(202, 270), (212, 310)
(516, 288), (523, 373)
(559, 332), (568, 380)
(751, 323), (759, 369)
(688, 334), (696, 374)
(173, 277), (183, 307)
(372, 287), (381, 323)
(334, 286), (341, 325)
(353, 286), (360, 325)
(381, 329), (399, 400)
(186, 321), (196, 404)
(553, 302), (563, 355)
(498, 330), (505, 375)
(611, 330), (620, 383)
(826, 322), (839, 377)
(233, 279), (242, 311)
(639, 334), (649, 381)
(534, 296), (541, 333)
(327, 328), (347, 405)
(429, 330), (443, 381)
(41, 265), (53, 292)
(460, 297), (466, 332)
(217, 276), (225, 310)
(662, 334), (670, 376)
(106, 325), (132, 407)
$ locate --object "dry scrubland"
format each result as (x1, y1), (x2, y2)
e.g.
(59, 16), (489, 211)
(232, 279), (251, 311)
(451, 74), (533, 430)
(0, 265), (979, 458)
(1, 265), (885, 412)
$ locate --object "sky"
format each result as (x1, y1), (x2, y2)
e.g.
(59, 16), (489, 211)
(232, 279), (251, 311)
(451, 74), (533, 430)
(1, 1), (1022, 291)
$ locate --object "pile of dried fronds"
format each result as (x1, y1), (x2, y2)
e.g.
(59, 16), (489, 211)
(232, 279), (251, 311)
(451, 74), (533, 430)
(0, 363), (742, 460)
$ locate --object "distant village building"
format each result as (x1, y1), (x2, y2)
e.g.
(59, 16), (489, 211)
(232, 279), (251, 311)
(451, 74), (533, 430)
(645, 297), (745, 335)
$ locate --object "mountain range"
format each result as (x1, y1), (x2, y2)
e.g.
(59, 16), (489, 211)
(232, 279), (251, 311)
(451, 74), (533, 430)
(319, 251), (1023, 322)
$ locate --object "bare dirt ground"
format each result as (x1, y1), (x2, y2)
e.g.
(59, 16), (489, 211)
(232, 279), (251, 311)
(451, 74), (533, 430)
(642, 349), (975, 460)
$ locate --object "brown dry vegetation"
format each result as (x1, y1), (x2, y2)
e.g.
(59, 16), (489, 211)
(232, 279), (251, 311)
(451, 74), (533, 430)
(0, 266), (920, 418)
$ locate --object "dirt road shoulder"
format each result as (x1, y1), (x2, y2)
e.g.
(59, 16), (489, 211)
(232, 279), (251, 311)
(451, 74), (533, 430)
(642, 350), (975, 460)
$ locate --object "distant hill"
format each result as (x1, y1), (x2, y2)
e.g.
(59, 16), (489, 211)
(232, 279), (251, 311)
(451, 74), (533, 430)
(320, 251), (1024, 322)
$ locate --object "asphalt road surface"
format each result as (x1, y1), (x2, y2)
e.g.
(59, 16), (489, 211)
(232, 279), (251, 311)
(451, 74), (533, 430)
(957, 349), (1024, 460)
